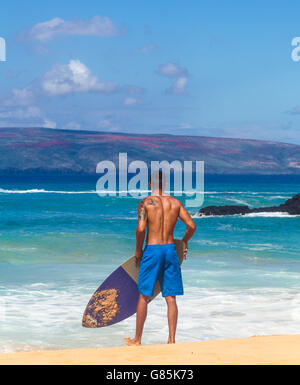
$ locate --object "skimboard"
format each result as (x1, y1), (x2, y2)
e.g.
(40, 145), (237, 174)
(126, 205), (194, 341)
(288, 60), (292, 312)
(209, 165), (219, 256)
(82, 239), (185, 328)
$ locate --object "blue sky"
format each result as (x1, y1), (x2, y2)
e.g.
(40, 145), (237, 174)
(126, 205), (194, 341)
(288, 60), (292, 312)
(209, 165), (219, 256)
(1, 0), (300, 143)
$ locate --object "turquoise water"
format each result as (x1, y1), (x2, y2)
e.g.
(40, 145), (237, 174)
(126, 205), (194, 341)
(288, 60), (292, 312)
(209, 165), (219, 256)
(1, 176), (300, 352)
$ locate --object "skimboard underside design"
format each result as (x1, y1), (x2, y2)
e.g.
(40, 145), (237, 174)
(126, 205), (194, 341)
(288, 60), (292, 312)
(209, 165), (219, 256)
(82, 239), (184, 328)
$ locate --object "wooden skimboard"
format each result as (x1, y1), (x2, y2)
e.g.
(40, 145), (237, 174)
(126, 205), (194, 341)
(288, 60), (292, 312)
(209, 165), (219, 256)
(82, 239), (185, 328)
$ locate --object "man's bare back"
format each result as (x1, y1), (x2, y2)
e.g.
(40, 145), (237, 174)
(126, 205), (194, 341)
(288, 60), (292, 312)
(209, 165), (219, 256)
(139, 194), (180, 245)
(137, 194), (196, 251)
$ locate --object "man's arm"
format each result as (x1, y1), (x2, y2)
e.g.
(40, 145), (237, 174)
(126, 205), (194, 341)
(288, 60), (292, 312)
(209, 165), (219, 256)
(179, 203), (196, 258)
(134, 200), (147, 264)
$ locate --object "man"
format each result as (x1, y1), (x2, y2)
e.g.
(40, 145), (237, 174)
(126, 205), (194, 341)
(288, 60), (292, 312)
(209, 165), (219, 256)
(124, 171), (196, 346)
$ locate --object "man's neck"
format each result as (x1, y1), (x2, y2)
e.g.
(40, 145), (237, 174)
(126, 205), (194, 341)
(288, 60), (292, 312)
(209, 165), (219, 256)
(151, 189), (166, 196)
(151, 190), (169, 197)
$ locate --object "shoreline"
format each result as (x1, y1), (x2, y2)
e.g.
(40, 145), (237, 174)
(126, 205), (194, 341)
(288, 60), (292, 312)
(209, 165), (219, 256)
(1, 334), (300, 365)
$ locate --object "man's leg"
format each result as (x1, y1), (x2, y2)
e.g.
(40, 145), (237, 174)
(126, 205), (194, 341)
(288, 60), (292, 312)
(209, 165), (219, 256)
(165, 296), (178, 344)
(124, 294), (150, 345)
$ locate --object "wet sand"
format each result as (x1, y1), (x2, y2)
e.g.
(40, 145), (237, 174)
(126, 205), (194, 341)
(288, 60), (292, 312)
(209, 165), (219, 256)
(1, 335), (300, 365)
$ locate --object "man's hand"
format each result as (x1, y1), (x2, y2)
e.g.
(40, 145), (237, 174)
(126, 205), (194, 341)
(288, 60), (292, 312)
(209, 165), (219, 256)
(182, 240), (188, 260)
(134, 249), (143, 265)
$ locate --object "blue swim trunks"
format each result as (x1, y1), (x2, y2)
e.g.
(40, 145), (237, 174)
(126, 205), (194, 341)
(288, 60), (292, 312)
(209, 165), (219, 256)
(138, 243), (184, 297)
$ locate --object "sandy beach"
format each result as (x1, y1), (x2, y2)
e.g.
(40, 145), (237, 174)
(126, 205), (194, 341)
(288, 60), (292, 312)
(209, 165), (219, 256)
(1, 335), (300, 365)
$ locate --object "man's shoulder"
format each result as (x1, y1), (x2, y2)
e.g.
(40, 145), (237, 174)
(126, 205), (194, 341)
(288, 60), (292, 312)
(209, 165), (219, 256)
(169, 196), (183, 207)
(142, 195), (182, 206)
(143, 196), (159, 206)
(138, 196), (155, 206)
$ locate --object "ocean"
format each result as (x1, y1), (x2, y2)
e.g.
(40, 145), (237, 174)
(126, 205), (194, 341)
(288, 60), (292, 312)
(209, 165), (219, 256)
(0, 175), (300, 353)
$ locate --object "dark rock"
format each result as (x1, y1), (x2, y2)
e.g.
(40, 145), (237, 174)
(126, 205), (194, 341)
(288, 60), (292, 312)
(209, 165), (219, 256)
(198, 193), (300, 216)
(279, 193), (300, 214)
(199, 205), (251, 216)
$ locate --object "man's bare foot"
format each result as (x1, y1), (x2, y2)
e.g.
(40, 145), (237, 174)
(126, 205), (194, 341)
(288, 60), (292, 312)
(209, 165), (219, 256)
(167, 338), (175, 344)
(124, 337), (141, 346)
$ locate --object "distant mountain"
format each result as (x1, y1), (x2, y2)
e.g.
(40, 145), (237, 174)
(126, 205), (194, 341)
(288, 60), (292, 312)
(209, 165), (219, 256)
(0, 127), (300, 175)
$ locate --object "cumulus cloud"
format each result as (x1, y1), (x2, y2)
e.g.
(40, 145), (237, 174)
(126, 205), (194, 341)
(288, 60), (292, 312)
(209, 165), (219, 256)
(0, 104), (56, 128)
(157, 62), (187, 78)
(123, 97), (143, 107)
(0, 86), (56, 128)
(0, 106), (41, 119)
(167, 76), (188, 94)
(43, 119), (57, 128)
(1, 86), (41, 120)
(42, 60), (118, 96)
(157, 62), (189, 95)
(22, 15), (122, 41)
(0, 59), (122, 129)
(4, 87), (35, 107)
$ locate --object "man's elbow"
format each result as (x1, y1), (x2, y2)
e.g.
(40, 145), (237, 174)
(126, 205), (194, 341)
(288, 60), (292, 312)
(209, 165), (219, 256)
(190, 222), (196, 233)
(136, 226), (145, 235)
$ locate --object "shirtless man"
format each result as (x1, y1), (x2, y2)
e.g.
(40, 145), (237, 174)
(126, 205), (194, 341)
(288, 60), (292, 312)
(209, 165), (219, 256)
(124, 171), (196, 346)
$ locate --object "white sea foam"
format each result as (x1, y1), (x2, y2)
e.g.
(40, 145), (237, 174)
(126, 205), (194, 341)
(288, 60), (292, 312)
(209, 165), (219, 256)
(0, 188), (296, 196)
(216, 224), (260, 232)
(245, 243), (283, 251)
(0, 188), (96, 194)
(193, 239), (283, 252)
(264, 195), (288, 200)
(225, 197), (250, 205)
(244, 212), (299, 218)
(192, 213), (243, 218)
(193, 212), (300, 218)
(204, 191), (295, 195)
(0, 188), (148, 195)
(2, 284), (300, 352)
(0, 188), (164, 195)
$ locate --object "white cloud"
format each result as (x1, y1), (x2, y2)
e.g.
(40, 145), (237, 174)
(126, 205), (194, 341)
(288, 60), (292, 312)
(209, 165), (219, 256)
(123, 97), (143, 107)
(0, 87), (55, 128)
(24, 16), (121, 41)
(42, 60), (118, 96)
(4, 87), (35, 107)
(43, 119), (57, 129)
(0, 105), (56, 129)
(157, 62), (187, 78)
(168, 76), (188, 94)
(0, 106), (41, 119)
(157, 62), (189, 95)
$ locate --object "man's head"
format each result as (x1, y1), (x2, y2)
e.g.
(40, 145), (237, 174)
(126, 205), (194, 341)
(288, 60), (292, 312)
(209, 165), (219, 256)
(149, 170), (167, 192)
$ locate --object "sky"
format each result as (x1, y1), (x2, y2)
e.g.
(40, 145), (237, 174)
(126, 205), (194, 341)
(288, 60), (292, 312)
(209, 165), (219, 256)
(1, 0), (300, 144)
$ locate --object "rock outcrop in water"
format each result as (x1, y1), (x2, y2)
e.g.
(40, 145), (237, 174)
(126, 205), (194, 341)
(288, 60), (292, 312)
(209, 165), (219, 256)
(198, 193), (300, 216)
